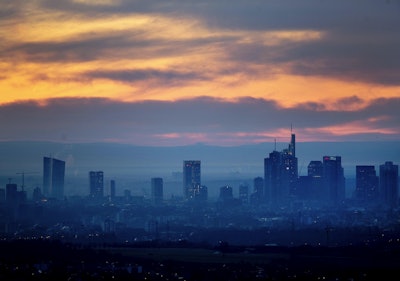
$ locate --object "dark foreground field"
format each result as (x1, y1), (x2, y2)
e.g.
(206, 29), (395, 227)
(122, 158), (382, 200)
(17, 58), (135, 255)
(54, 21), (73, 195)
(0, 240), (399, 280)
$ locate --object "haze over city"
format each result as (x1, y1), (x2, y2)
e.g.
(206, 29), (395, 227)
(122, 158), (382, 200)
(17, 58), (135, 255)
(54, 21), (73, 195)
(1, 1), (400, 280)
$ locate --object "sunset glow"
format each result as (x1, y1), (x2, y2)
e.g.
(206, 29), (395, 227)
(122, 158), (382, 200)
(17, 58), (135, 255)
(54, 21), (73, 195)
(1, 1), (399, 145)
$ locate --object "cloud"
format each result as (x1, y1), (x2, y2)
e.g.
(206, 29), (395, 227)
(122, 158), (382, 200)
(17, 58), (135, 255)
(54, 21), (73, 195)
(1, 0), (400, 111)
(84, 69), (210, 86)
(0, 96), (398, 145)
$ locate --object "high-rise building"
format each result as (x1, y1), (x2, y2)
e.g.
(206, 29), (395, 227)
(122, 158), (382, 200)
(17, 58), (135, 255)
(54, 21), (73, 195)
(110, 180), (116, 200)
(355, 166), (379, 205)
(379, 161), (398, 208)
(183, 160), (201, 199)
(239, 183), (249, 204)
(196, 185), (208, 201)
(6, 183), (18, 207)
(289, 132), (296, 157)
(151, 177), (163, 205)
(323, 156), (345, 205)
(264, 133), (298, 205)
(43, 157), (65, 200)
(89, 171), (104, 199)
(308, 161), (323, 177)
(219, 185), (233, 202)
(0, 188), (5, 203)
(306, 160), (324, 200)
(251, 177), (264, 204)
(32, 187), (43, 202)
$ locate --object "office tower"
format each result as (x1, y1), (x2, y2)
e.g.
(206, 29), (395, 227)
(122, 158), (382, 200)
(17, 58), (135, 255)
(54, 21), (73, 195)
(252, 177), (264, 204)
(123, 189), (132, 202)
(289, 132), (296, 157)
(253, 177), (264, 196)
(264, 133), (298, 205)
(6, 183), (18, 207)
(323, 156), (345, 205)
(219, 185), (233, 202)
(89, 171), (104, 199)
(0, 188), (5, 203)
(308, 161), (323, 177)
(307, 160), (324, 200)
(196, 185), (208, 201)
(264, 150), (281, 204)
(32, 187), (42, 202)
(355, 166), (379, 205)
(43, 157), (65, 200)
(110, 180), (116, 200)
(151, 177), (164, 205)
(239, 183), (249, 204)
(183, 160), (201, 199)
(379, 161), (398, 208)
(282, 146), (298, 195)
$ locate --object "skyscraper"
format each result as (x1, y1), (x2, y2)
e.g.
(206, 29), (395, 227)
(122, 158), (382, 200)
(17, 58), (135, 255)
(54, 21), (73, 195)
(110, 179), (116, 201)
(5, 183), (18, 207)
(379, 161), (398, 208)
(239, 183), (249, 204)
(307, 160), (324, 200)
(219, 185), (233, 202)
(355, 165), (378, 205)
(264, 133), (298, 205)
(151, 177), (163, 205)
(196, 185), (208, 201)
(43, 157), (65, 200)
(89, 171), (104, 199)
(308, 161), (323, 178)
(323, 156), (345, 206)
(183, 160), (201, 199)
(252, 177), (264, 204)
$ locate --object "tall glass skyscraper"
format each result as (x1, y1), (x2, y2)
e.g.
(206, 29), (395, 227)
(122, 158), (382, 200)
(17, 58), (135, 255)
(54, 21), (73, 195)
(323, 156), (345, 206)
(183, 160), (201, 199)
(43, 157), (65, 200)
(151, 177), (163, 205)
(355, 165), (378, 205)
(379, 161), (398, 208)
(264, 133), (298, 205)
(89, 171), (104, 199)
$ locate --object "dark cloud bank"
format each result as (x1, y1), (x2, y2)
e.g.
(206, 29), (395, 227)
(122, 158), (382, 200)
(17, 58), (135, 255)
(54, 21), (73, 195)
(0, 97), (399, 144)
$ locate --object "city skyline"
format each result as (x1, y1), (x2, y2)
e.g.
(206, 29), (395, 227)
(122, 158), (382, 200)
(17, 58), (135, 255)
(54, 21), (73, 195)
(1, 2), (400, 278)
(0, 133), (397, 202)
(0, 1), (399, 146)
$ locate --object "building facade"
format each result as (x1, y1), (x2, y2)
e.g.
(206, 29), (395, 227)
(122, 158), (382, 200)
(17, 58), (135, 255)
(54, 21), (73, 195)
(323, 156), (345, 206)
(151, 177), (163, 205)
(89, 171), (104, 199)
(264, 133), (298, 206)
(183, 160), (201, 199)
(355, 165), (379, 205)
(43, 157), (65, 200)
(379, 161), (398, 208)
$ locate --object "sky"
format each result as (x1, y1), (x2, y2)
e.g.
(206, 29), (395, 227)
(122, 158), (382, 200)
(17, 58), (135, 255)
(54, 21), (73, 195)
(1, 0), (400, 146)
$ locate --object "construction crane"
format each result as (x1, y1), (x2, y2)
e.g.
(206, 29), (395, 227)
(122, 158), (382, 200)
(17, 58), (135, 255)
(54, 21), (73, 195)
(16, 171), (39, 191)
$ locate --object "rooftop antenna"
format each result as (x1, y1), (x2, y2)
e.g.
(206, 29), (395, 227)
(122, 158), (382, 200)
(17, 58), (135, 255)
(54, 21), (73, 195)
(16, 171), (39, 191)
(274, 138), (277, 151)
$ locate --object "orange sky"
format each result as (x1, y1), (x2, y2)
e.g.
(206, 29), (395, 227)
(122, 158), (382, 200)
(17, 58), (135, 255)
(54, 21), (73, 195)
(1, 6), (398, 107)
(1, 1), (400, 144)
